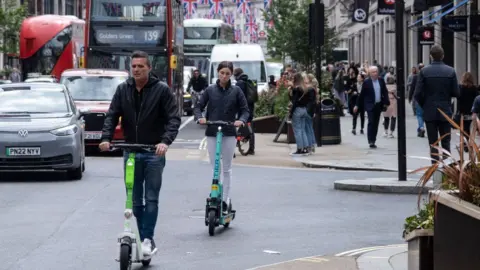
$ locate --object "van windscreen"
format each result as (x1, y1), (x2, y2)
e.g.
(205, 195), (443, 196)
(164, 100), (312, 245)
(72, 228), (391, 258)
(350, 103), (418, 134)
(211, 61), (266, 83)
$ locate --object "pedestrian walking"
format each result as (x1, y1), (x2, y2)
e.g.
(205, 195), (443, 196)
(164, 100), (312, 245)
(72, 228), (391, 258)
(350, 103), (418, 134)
(349, 73), (365, 135)
(290, 72), (315, 155)
(455, 71), (479, 151)
(409, 63), (426, 137)
(414, 45), (460, 164)
(354, 66), (390, 148)
(383, 75), (397, 138)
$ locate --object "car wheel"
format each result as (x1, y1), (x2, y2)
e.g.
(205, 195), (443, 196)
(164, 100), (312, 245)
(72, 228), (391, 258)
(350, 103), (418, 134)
(67, 166), (83, 180)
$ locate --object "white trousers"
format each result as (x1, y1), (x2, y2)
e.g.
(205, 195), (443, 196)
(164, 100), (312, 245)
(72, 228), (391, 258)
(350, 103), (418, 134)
(206, 136), (236, 201)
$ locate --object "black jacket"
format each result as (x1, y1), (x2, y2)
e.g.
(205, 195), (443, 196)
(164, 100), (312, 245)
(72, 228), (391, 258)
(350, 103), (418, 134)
(194, 80), (250, 137)
(414, 61), (460, 121)
(101, 74), (181, 145)
(187, 76), (208, 93)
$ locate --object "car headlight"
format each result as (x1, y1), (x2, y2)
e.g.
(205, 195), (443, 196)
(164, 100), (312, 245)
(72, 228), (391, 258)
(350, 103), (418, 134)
(50, 124), (78, 136)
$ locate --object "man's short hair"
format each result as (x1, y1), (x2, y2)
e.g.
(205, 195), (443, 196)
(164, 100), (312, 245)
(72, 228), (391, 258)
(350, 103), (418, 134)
(131, 51), (151, 67)
(430, 45), (444, 61)
(233, 67), (243, 77)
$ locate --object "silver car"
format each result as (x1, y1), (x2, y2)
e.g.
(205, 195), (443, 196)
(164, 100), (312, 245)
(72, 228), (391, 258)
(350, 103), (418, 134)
(0, 83), (88, 180)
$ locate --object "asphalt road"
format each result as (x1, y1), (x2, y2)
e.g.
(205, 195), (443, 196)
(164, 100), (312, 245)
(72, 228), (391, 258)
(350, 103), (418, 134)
(0, 156), (419, 270)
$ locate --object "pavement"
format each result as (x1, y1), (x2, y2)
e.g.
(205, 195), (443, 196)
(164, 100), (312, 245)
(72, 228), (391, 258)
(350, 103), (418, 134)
(0, 115), (418, 270)
(290, 100), (461, 172)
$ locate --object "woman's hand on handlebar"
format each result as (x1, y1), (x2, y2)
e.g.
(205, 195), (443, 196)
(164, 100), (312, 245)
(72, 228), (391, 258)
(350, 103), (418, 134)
(234, 120), (244, 127)
(99, 141), (110, 152)
(198, 118), (207, 124)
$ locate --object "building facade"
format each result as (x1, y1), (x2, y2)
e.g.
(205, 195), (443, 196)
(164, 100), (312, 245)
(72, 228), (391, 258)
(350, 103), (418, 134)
(328, 0), (479, 82)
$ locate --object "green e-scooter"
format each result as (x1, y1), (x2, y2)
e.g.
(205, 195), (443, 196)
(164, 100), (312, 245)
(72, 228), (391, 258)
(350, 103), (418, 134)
(199, 120), (237, 236)
(110, 143), (158, 270)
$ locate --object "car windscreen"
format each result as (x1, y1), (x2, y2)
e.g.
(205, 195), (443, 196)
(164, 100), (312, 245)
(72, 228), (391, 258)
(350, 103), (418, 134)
(0, 90), (69, 113)
(61, 76), (127, 101)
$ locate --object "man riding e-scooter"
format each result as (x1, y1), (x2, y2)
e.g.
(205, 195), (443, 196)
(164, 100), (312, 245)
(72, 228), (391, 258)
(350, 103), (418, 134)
(186, 69), (208, 120)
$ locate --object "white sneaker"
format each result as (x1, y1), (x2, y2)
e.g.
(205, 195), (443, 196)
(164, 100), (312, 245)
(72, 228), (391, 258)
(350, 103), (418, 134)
(141, 239), (153, 256)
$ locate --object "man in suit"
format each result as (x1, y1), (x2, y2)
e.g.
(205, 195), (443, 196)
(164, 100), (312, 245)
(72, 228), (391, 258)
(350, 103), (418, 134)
(414, 45), (460, 164)
(354, 66), (390, 148)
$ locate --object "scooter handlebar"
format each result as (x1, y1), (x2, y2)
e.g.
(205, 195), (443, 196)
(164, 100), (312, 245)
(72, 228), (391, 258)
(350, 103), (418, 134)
(110, 143), (157, 152)
(197, 120), (235, 126)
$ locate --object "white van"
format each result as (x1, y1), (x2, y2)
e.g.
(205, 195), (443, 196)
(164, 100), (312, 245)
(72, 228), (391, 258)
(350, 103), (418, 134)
(208, 44), (268, 92)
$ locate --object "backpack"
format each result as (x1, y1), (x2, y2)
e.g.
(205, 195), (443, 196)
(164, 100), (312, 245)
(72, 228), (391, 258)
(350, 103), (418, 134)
(245, 79), (258, 103)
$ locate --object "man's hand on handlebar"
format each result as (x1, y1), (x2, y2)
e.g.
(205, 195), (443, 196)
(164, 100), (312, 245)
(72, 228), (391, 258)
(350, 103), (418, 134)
(99, 141), (110, 152)
(198, 118), (207, 124)
(155, 143), (168, 156)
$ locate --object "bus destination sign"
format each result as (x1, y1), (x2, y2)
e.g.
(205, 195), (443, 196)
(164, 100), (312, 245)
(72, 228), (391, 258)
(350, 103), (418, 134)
(93, 26), (165, 45)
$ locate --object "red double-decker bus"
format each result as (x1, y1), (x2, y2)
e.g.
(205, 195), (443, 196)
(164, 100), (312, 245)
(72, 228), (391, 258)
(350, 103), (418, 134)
(84, 0), (185, 115)
(19, 15), (85, 81)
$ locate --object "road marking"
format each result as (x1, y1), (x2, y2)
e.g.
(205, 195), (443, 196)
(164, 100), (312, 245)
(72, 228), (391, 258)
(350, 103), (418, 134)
(179, 116), (194, 131)
(198, 137), (207, 150)
(296, 257), (329, 263)
(245, 255), (327, 270)
(334, 244), (406, 257)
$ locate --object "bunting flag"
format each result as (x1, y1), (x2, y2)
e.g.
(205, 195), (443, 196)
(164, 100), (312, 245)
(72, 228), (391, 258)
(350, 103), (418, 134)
(224, 12), (234, 25)
(183, 0), (197, 17)
(264, 0), (271, 10)
(198, 0), (208, 4)
(209, 0), (224, 14)
(234, 27), (241, 41)
(236, 0), (251, 14)
(250, 31), (258, 43)
(245, 12), (257, 35)
(204, 11), (214, 18)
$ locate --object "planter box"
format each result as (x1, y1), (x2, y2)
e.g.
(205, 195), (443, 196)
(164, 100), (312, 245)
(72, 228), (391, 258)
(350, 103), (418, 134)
(404, 229), (434, 270)
(252, 115), (286, 134)
(430, 191), (480, 270)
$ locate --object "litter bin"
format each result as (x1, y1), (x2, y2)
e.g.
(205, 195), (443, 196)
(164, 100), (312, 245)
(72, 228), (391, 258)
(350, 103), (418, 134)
(318, 98), (341, 145)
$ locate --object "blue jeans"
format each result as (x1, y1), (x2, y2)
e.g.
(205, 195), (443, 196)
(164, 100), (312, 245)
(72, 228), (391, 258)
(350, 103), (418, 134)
(305, 114), (316, 147)
(292, 107), (309, 149)
(123, 151), (166, 241)
(415, 103), (425, 131)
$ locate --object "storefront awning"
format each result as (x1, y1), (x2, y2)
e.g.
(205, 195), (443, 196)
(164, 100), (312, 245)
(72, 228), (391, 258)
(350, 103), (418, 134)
(426, 0), (469, 24)
(408, 2), (453, 27)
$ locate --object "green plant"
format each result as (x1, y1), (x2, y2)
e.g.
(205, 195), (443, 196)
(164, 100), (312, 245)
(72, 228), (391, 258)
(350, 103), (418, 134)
(403, 200), (435, 238)
(273, 84), (290, 119)
(412, 109), (480, 207)
(254, 90), (275, 118)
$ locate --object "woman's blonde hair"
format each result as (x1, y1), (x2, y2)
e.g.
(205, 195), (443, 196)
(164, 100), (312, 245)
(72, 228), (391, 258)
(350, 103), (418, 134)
(461, 72), (475, 87)
(293, 72), (307, 93)
(307, 73), (318, 89)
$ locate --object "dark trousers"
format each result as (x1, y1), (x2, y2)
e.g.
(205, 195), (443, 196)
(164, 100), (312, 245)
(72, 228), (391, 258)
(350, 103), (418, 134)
(367, 103), (382, 144)
(425, 121), (451, 164)
(384, 117), (397, 132)
(123, 152), (165, 241)
(352, 109), (365, 130)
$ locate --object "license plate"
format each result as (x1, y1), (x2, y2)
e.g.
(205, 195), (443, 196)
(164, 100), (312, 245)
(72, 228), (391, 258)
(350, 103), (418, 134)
(85, 132), (102, 140)
(6, 147), (41, 156)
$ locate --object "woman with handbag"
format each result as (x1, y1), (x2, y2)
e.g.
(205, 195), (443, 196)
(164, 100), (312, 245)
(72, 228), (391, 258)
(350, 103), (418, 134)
(382, 74), (398, 138)
(456, 72), (479, 151)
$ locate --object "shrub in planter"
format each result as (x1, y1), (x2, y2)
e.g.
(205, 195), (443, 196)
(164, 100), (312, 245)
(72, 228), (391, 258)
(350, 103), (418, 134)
(413, 110), (480, 270)
(254, 90), (275, 118)
(402, 200), (434, 270)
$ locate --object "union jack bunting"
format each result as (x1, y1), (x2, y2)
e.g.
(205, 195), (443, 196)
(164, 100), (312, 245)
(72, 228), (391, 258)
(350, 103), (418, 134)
(236, 0), (251, 14)
(245, 13), (257, 35)
(183, 0), (197, 16)
(198, 0), (208, 4)
(224, 12), (234, 25)
(209, 0), (224, 14)
(204, 11), (214, 19)
(234, 27), (241, 41)
(263, 0), (271, 10)
(250, 32), (258, 43)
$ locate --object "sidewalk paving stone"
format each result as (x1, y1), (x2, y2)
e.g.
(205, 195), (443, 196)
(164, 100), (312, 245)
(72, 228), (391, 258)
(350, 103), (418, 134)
(290, 100), (462, 172)
(356, 245), (407, 270)
(333, 177), (432, 194)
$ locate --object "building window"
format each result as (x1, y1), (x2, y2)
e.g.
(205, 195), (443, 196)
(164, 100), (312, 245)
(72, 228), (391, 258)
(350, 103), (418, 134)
(65, 0), (75, 15)
(44, 0), (54, 14)
(27, 0), (36, 15)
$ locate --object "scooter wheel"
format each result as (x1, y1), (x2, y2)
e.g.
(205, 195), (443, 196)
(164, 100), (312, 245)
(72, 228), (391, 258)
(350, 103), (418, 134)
(141, 259), (151, 266)
(208, 210), (216, 236)
(119, 245), (131, 270)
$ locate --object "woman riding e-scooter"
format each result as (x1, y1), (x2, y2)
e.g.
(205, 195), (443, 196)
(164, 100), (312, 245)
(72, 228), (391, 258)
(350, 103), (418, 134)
(193, 61), (250, 212)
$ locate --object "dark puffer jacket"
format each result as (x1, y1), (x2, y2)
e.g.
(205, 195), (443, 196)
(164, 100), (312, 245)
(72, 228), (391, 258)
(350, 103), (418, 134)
(193, 79), (250, 137)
